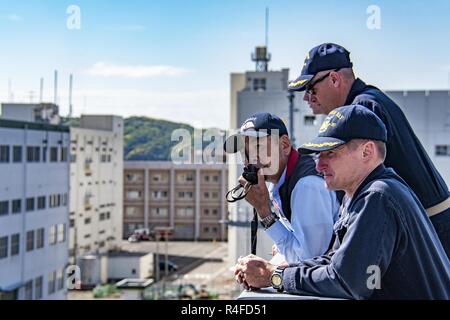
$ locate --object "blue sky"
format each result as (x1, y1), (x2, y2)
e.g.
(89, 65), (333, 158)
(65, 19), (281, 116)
(1, 0), (449, 128)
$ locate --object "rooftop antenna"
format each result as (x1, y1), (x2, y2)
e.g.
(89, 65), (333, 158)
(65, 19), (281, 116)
(251, 7), (271, 72)
(53, 70), (58, 105)
(68, 74), (73, 118)
(39, 77), (44, 103)
(265, 7), (269, 49)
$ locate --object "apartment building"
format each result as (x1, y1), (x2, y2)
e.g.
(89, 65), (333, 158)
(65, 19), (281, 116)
(124, 162), (228, 241)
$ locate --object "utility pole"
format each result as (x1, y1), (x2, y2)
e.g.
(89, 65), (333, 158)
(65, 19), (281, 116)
(287, 92), (298, 147)
(154, 227), (173, 300)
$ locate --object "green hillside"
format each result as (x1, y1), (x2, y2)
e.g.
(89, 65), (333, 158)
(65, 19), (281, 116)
(62, 116), (224, 161)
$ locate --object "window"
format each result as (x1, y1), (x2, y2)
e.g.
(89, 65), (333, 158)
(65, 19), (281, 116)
(36, 228), (44, 249)
(35, 276), (43, 300)
(176, 207), (194, 217)
(436, 145), (450, 156)
(253, 78), (266, 91)
(204, 227), (210, 233)
(106, 212), (110, 219)
(0, 145), (10, 163)
(151, 207), (168, 217)
(13, 146), (22, 163)
(204, 175), (210, 182)
(126, 173), (140, 183)
(26, 230), (34, 252)
(49, 225), (57, 245)
(0, 236), (8, 258)
(213, 175), (219, 182)
(48, 271), (56, 295)
(177, 173), (194, 183)
(99, 213), (106, 221)
(12, 199), (21, 214)
(204, 192), (209, 199)
(37, 196), (46, 210)
(152, 174), (161, 182)
(57, 224), (66, 243)
(304, 115), (316, 126)
(10, 234), (20, 256)
(212, 192), (219, 199)
(212, 209), (218, 216)
(204, 209), (209, 216)
(126, 190), (142, 200)
(49, 194), (62, 208)
(178, 191), (193, 199)
(50, 147), (58, 162)
(152, 191), (167, 200)
(0, 289), (18, 300)
(26, 198), (35, 211)
(26, 146), (40, 162)
(84, 218), (91, 225)
(69, 219), (75, 228)
(24, 280), (33, 300)
(60, 147), (68, 162)
(125, 207), (140, 217)
(62, 194), (68, 206)
(0, 201), (8, 216)
(42, 147), (47, 162)
(56, 269), (64, 290)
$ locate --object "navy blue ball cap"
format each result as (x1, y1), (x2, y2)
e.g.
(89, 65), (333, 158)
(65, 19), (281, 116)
(224, 112), (288, 153)
(288, 43), (353, 92)
(298, 105), (387, 154)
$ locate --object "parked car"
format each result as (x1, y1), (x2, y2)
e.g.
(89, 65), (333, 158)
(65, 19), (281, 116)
(158, 261), (178, 272)
(128, 228), (153, 242)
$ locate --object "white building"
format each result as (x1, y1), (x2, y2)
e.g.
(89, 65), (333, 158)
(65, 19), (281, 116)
(69, 115), (124, 263)
(107, 251), (154, 281)
(0, 111), (70, 300)
(228, 56), (450, 266)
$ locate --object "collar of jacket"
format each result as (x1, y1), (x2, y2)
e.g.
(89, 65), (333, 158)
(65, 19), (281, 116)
(347, 163), (387, 206)
(344, 78), (369, 105)
(285, 147), (299, 179)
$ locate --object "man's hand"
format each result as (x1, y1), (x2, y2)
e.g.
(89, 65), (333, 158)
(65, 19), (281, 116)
(235, 254), (276, 289)
(238, 170), (272, 218)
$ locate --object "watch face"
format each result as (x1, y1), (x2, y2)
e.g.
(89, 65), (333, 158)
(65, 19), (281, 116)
(271, 274), (282, 287)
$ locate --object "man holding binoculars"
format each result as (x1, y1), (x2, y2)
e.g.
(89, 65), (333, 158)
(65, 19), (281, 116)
(224, 112), (339, 267)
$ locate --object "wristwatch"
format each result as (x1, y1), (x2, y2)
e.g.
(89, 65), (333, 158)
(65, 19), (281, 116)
(260, 212), (277, 229)
(270, 266), (285, 292)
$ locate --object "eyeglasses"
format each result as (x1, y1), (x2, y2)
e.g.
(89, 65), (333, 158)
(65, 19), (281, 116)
(305, 68), (340, 95)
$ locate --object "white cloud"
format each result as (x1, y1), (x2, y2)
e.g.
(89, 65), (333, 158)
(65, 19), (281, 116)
(85, 62), (190, 78)
(6, 14), (22, 22)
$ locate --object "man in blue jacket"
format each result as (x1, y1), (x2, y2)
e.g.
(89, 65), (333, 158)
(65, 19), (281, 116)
(287, 43), (450, 258)
(235, 105), (450, 299)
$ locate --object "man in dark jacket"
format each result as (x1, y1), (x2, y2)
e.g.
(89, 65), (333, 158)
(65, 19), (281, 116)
(235, 105), (450, 299)
(287, 43), (450, 258)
